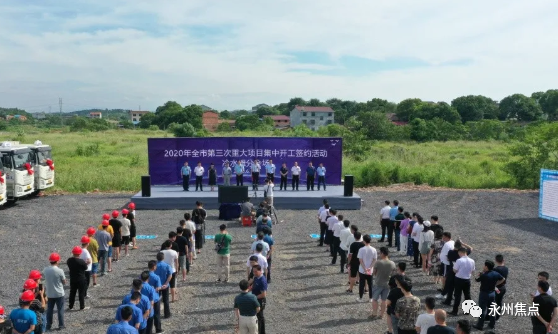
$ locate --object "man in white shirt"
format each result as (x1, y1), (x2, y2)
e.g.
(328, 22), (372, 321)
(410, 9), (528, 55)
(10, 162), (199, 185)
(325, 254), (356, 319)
(194, 162), (205, 191)
(325, 209), (339, 257)
(411, 218), (424, 268)
(80, 237), (93, 298)
(332, 214), (345, 266)
(246, 243), (268, 276)
(291, 162), (301, 191)
(265, 160), (276, 183)
(357, 235), (377, 302)
(318, 204), (330, 247)
(222, 162), (232, 186)
(251, 159), (261, 191)
(436, 232), (455, 299)
(339, 220), (352, 274)
(263, 179), (274, 206)
(379, 201), (391, 242)
(161, 240), (179, 302)
(251, 232), (270, 257)
(450, 247), (476, 315)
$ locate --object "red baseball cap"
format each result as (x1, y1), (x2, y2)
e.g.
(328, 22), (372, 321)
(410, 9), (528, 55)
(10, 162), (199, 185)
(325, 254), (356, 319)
(128, 203), (136, 210)
(122, 209), (129, 215)
(112, 210), (119, 218)
(102, 219), (110, 226)
(0, 305), (4, 316)
(28, 270), (41, 280)
(72, 246), (82, 255)
(49, 252), (60, 262)
(81, 235), (90, 244)
(20, 290), (35, 302)
(102, 213), (110, 220)
(86, 227), (96, 235)
(23, 279), (38, 290)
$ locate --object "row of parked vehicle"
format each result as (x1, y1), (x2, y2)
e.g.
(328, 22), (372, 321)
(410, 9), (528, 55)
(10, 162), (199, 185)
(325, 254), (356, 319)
(0, 140), (55, 205)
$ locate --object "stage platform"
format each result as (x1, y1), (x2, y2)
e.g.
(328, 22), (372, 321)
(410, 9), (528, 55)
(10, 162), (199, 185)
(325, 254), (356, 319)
(131, 185), (361, 210)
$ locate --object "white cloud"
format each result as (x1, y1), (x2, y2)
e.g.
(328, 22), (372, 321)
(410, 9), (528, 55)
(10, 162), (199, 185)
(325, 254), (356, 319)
(0, 0), (557, 112)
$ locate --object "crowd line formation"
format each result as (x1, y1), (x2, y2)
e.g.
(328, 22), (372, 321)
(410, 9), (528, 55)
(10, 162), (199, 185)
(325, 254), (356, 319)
(316, 199), (558, 334)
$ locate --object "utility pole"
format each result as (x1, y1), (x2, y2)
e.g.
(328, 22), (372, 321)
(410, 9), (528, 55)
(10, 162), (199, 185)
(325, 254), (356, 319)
(59, 98), (63, 125)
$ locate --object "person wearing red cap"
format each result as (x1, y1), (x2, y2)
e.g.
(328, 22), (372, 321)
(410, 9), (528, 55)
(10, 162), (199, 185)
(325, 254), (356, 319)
(128, 203), (138, 250)
(86, 227), (100, 287)
(67, 246), (89, 311)
(28, 269), (47, 333)
(0, 304), (13, 333)
(109, 210), (123, 263)
(80, 236), (93, 299)
(9, 291), (36, 334)
(43, 253), (66, 331)
(95, 221), (112, 276)
(121, 210), (132, 257)
(99, 214), (115, 272)
(21, 279), (46, 334)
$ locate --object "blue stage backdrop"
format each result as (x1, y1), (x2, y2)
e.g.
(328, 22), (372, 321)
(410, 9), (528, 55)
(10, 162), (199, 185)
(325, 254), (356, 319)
(147, 137), (342, 186)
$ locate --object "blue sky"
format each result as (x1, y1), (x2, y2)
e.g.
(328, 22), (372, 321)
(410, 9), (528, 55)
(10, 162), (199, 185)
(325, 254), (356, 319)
(0, 0), (556, 112)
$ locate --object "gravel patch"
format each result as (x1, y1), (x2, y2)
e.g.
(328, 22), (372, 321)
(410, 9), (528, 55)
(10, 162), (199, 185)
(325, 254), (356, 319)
(0, 190), (553, 333)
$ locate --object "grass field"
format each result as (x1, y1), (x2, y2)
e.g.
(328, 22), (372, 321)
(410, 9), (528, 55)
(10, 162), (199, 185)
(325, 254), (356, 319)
(0, 128), (513, 192)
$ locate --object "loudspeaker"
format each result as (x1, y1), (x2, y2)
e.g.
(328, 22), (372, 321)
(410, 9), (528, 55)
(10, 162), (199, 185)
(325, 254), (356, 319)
(344, 175), (354, 197)
(141, 176), (151, 197)
(218, 186), (249, 203)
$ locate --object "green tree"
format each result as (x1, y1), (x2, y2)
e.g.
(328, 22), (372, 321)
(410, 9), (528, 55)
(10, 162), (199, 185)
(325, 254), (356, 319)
(120, 120), (134, 129)
(169, 122), (196, 137)
(396, 98), (422, 121)
(216, 122), (232, 132)
(409, 118), (430, 142)
(235, 114), (261, 131)
(308, 98), (325, 106)
(466, 120), (507, 140)
(255, 106), (279, 119)
(138, 112), (156, 129)
(538, 89), (558, 120)
(182, 104), (204, 129)
(498, 94), (542, 121)
(506, 122), (558, 188)
(287, 97), (307, 111)
(364, 98), (397, 114)
(219, 110), (233, 120)
(356, 111), (395, 140)
(153, 101), (183, 129)
(451, 95), (498, 122)
(414, 102), (461, 124)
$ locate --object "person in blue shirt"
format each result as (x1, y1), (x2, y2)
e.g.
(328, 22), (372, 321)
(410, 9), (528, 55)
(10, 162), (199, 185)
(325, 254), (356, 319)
(180, 162), (191, 191)
(234, 161), (244, 186)
(123, 280), (150, 334)
(147, 261), (164, 333)
(108, 306), (138, 334)
(316, 163), (326, 190)
(10, 291), (37, 334)
(154, 253), (172, 319)
(387, 200), (399, 248)
(265, 160), (276, 183)
(138, 272), (157, 333)
(305, 162), (316, 191)
(251, 265), (268, 334)
(115, 294), (143, 333)
(262, 227), (274, 283)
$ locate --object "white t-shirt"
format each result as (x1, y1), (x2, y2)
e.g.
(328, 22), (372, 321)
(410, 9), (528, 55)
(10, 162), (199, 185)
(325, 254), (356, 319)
(194, 166), (204, 176)
(186, 220), (197, 235)
(161, 249), (178, 273)
(121, 218), (131, 236)
(380, 206), (391, 219)
(419, 230), (434, 248)
(319, 209), (329, 223)
(291, 166), (301, 175)
(357, 245), (377, 275)
(251, 240), (270, 257)
(454, 256), (475, 279)
(327, 216), (339, 230)
(415, 313), (436, 334)
(80, 248), (92, 271)
(263, 183), (274, 197)
(339, 228), (352, 251)
(440, 240), (455, 265)
(535, 286), (553, 296)
(333, 221), (344, 237)
(247, 253), (268, 270)
(411, 223), (424, 242)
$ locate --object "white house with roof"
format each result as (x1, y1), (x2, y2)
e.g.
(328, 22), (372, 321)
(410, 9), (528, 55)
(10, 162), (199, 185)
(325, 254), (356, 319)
(289, 105), (335, 130)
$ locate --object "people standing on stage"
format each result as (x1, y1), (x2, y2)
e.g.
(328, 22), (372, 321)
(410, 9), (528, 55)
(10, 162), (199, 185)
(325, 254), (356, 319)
(181, 162), (191, 191)
(316, 163), (326, 190)
(223, 162), (232, 186)
(251, 160), (261, 191)
(265, 160), (275, 183)
(208, 163), (217, 191)
(291, 162), (301, 191)
(235, 161), (245, 186)
(306, 162), (316, 191)
(194, 162), (204, 191)
(263, 179), (274, 207)
(279, 163), (288, 191)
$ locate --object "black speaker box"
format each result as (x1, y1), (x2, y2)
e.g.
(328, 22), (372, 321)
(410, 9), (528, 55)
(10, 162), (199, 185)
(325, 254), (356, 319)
(344, 175), (354, 197)
(141, 175), (151, 197)
(218, 186), (249, 203)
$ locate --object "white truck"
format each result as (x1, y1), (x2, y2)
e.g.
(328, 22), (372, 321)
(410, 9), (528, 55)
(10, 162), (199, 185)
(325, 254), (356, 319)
(21, 140), (55, 192)
(0, 142), (35, 201)
(0, 153), (6, 206)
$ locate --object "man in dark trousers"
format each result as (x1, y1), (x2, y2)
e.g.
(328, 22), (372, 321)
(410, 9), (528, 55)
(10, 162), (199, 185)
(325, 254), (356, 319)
(109, 210), (123, 262)
(251, 265), (267, 334)
(279, 163), (288, 190)
(67, 246), (89, 311)
(305, 162), (316, 191)
(493, 254), (508, 322)
(473, 260), (505, 331)
(450, 247), (476, 316)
